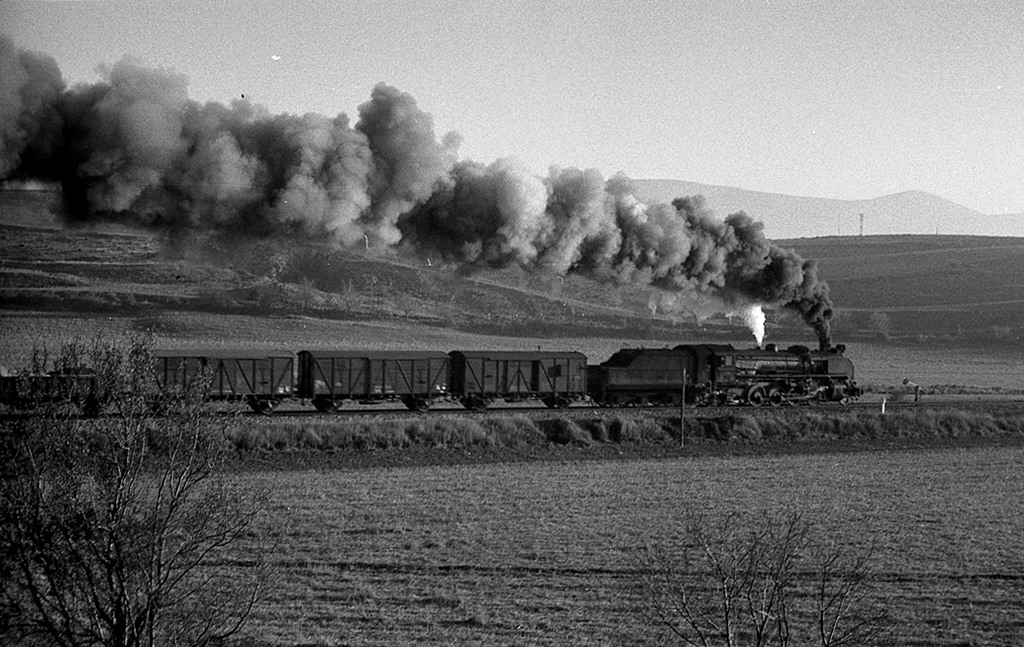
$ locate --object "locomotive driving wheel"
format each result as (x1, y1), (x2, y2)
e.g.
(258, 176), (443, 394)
(745, 386), (766, 407)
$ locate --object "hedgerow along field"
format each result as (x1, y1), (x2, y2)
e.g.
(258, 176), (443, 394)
(235, 444), (1024, 646)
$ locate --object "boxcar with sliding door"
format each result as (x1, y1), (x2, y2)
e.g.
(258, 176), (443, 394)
(296, 350), (450, 412)
(448, 350), (587, 410)
(153, 350), (296, 413)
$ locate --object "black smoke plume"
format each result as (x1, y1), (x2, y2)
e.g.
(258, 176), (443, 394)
(0, 37), (833, 344)
(0, 37), (65, 179)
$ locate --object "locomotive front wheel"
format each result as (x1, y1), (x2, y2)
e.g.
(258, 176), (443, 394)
(767, 388), (785, 407)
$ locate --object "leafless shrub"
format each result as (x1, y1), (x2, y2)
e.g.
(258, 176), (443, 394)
(811, 540), (881, 647)
(638, 509), (886, 647)
(0, 336), (269, 647)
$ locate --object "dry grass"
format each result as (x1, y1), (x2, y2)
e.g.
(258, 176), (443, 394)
(224, 409), (1024, 455)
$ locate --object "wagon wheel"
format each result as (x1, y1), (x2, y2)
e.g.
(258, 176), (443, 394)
(745, 386), (766, 407)
(412, 398), (431, 412)
(462, 396), (489, 411)
(543, 396), (570, 409)
(81, 394), (102, 418)
(314, 398), (338, 413)
(248, 397), (277, 415)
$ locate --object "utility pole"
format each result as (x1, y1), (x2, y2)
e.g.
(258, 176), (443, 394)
(680, 369), (686, 447)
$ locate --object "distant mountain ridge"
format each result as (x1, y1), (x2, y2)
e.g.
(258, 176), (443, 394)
(632, 179), (1024, 240)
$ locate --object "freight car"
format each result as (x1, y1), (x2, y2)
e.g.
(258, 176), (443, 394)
(296, 350), (450, 412)
(0, 368), (102, 414)
(448, 350), (587, 410)
(153, 350), (296, 413)
(588, 343), (860, 407)
(155, 349), (587, 412)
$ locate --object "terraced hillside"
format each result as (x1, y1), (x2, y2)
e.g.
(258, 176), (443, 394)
(4, 188), (1024, 345)
(0, 190), (734, 343)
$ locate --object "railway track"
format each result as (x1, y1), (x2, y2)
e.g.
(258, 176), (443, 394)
(238, 394), (1024, 420)
(5, 394), (1024, 423)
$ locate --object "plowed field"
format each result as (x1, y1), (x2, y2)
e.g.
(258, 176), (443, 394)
(238, 444), (1024, 646)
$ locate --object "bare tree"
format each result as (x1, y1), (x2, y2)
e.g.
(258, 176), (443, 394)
(1, 337), (268, 647)
(639, 509), (885, 647)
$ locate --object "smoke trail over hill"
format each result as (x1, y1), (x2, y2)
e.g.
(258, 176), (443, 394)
(0, 37), (832, 343)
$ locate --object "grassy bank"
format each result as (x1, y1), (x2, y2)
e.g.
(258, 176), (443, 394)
(228, 409), (1024, 454)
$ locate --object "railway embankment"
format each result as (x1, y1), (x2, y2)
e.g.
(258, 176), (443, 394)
(225, 407), (1024, 468)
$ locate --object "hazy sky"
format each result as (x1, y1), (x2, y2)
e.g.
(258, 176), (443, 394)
(2, 0), (1022, 214)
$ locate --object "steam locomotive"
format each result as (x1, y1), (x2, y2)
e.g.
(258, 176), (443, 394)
(589, 342), (859, 407)
(1, 342), (859, 413)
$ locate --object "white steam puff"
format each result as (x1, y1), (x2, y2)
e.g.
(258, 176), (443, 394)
(741, 304), (766, 346)
(0, 37), (834, 343)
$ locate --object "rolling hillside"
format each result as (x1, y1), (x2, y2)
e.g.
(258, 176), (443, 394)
(781, 235), (1024, 340)
(3, 188), (1024, 344)
(633, 179), (1024, 239)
